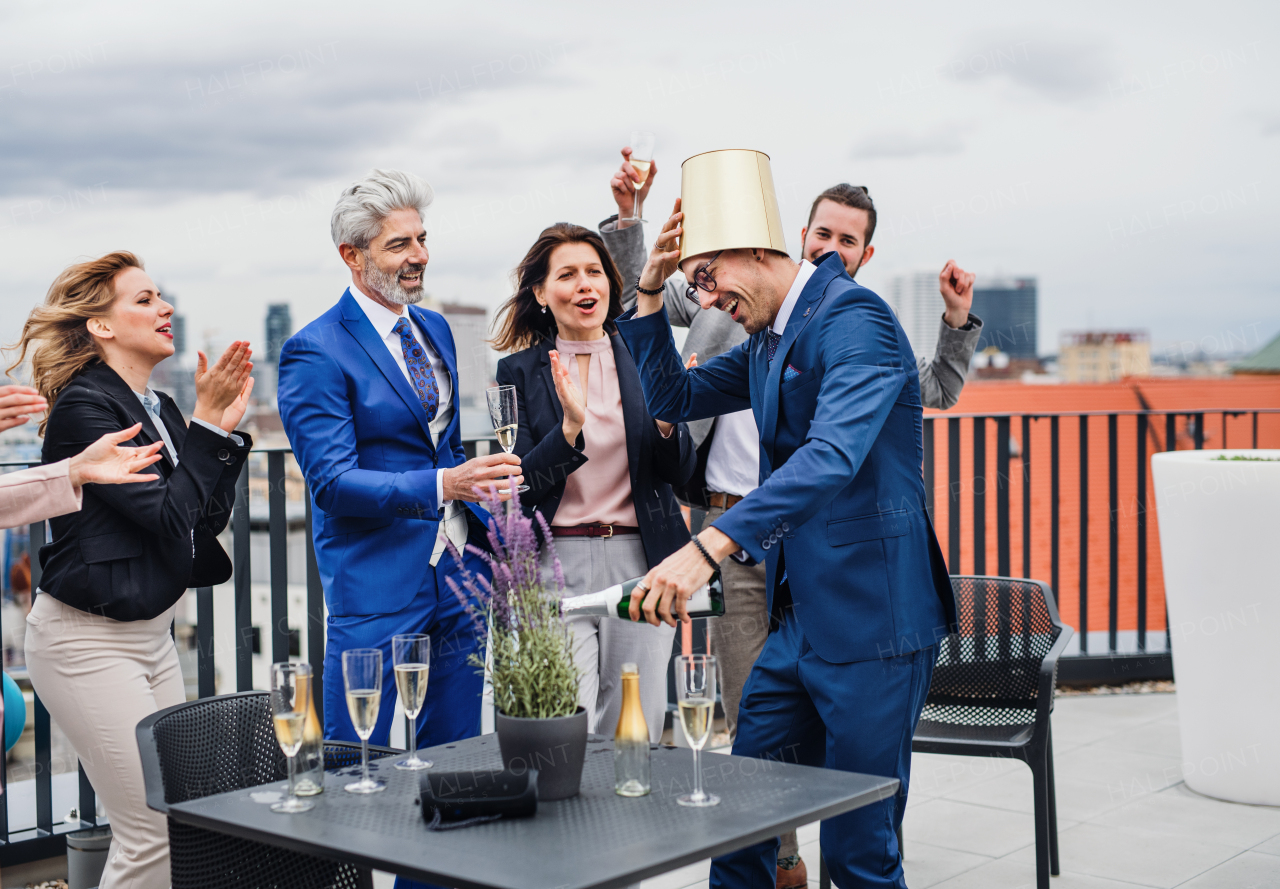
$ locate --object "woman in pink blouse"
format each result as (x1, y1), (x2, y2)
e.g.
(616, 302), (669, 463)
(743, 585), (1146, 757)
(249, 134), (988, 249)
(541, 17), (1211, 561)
(493, 223), (696, 739)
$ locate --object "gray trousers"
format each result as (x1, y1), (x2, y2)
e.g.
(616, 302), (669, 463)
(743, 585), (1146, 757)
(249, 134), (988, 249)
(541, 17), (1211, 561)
(542, 535), (676, 742)
(705, 503), (799, 861)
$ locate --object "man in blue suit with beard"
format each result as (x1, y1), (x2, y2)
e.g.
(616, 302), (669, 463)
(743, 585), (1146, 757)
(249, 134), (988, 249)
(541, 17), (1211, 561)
(618, 151), (956, 889)
(278, 169), (522, 776)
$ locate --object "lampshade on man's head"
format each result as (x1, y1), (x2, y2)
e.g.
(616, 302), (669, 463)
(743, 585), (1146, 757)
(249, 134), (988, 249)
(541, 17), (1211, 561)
(677, 149), (800, 335)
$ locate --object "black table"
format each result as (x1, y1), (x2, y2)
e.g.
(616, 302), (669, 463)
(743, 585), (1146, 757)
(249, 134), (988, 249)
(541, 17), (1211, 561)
(167, 734), (897, 889)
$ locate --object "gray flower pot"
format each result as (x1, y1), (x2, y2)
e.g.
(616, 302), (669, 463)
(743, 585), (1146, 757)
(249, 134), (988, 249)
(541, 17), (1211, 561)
(494, 706), (588, 801)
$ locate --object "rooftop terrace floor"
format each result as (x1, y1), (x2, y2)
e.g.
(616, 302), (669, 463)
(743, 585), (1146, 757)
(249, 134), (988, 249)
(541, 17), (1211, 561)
(633, 693), (1280, 889)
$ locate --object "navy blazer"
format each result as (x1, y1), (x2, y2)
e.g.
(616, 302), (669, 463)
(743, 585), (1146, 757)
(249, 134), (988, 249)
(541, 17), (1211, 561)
(617, 252), (957, 664)
(277, 289), (490, 617)
(495, 334), (696, 570)
(38, 361), (250, 621)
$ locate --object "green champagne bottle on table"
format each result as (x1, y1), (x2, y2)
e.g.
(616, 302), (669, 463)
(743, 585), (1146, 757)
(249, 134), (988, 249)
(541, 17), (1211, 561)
(561, 571), (725, 620)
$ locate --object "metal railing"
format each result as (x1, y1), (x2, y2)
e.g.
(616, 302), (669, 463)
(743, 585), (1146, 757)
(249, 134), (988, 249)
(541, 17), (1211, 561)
(921, 408), (1279, 681)
(3, 410), (1277, 861)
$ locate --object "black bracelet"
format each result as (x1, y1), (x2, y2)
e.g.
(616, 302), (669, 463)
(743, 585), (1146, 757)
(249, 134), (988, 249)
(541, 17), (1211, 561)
(690, 535), (720, 572)
(635, 276), (664, 296)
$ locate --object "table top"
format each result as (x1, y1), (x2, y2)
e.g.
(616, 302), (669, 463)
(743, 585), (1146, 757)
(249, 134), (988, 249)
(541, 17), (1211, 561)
(167, 734), (898, 889)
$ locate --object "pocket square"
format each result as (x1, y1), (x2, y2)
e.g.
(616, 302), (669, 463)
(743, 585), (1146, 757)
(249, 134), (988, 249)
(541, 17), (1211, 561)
(783, 364), (803, 383)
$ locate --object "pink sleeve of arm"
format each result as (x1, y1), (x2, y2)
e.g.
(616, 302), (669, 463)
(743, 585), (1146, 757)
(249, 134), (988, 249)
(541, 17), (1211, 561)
(0, 459), (83, 529)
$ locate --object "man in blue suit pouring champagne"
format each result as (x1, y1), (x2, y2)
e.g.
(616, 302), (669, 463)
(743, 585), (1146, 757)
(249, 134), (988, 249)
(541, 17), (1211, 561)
(616, 150), (956, 889)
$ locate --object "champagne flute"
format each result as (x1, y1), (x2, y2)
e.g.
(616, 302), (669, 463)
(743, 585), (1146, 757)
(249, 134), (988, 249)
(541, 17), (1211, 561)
(675, 654), (719, 807)
(392, 634), (432, 770)
(485, 385), (528, 493)
(626, 131), (654, 223)
(269, 662), (315, 813)
(343, 648), (386, 794)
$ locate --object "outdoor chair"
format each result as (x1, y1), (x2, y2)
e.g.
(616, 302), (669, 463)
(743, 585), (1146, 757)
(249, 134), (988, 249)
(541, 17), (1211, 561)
(820, 575), (1072, 889)
(137, 690), (397, 889)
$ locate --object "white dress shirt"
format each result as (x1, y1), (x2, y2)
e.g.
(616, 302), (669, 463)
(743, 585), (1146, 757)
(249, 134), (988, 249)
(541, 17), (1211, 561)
(135, 389), (240, 465)
(349, 284), (468, 565)
(704, 260), (817, 499)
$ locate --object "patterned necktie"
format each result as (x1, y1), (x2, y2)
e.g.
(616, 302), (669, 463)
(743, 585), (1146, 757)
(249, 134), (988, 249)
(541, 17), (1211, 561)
(766, 330), (782, 367)
(393, 317), (439, 422)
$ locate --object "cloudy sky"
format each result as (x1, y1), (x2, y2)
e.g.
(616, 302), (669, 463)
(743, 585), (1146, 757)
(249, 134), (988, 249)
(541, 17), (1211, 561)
(1, 0), (1276, 368)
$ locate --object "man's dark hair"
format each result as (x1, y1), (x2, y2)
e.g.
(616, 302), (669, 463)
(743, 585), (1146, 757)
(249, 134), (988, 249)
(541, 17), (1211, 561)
(805, 184), (876, 246)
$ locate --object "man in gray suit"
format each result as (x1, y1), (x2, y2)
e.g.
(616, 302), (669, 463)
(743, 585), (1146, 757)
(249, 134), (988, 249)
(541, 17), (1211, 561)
(600, 151), (983, 889)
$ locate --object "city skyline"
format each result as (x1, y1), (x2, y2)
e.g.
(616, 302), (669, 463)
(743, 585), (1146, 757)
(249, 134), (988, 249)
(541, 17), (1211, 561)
(0, 1), (1275, 369)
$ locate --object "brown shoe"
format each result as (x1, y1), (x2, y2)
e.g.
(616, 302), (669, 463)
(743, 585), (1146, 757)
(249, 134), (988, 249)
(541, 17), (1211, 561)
(776, 856), (807, 889)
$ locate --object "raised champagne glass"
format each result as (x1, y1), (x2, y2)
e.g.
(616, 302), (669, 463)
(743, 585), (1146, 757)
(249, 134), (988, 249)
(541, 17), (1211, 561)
(675, 653), (719, 807)
(343, 648), (386, 794)
(269, 662), (315, 813)
(485, 385), (528, 493)
(392, 633), (432, 770)
(626, 131), (654, 224)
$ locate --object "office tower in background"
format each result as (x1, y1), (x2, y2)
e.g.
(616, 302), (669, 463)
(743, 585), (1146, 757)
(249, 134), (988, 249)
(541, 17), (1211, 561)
(972, 277), (1038, 359)
(152, 291), (196, 415)
(265, 304), (292, 367)
(261, 303), (293, 401)
(884, 271), (945, 362)
(439, 303), (490, 436)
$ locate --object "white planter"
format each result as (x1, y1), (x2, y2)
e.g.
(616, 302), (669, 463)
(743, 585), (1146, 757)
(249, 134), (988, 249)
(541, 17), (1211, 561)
(1152, 450), (1280, 805)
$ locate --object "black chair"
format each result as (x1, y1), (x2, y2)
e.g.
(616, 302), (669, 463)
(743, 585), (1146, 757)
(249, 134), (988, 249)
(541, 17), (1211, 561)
(137, 690), (398, 889)
(821, 575), (1071, 889)
(912, 575), (1072, 889)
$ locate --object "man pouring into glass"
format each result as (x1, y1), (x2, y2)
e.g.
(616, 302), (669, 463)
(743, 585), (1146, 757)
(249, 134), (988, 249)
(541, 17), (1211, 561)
(616, 150), (956, 889)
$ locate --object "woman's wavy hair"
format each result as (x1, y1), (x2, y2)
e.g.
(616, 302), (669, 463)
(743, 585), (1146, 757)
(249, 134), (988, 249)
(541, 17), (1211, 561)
(490, 223), (624, 353)
(7, 251), (142, 435)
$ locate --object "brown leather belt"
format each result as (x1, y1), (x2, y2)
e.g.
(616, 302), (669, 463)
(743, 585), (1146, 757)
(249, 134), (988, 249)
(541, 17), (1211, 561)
(707, 492), (743, 510)
(551, 523), (640, 539)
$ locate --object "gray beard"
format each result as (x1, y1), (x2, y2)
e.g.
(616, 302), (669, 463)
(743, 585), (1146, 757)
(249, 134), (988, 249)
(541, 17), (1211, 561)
(362, 255), (425, 306)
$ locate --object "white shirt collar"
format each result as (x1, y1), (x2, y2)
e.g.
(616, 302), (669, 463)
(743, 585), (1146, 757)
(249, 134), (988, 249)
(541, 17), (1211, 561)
(349, 283), (411, 340)
(771, 259), (817, 336)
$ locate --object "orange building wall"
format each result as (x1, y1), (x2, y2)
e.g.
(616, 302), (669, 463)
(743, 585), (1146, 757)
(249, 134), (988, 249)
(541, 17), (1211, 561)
(924, 376), (1280, 647)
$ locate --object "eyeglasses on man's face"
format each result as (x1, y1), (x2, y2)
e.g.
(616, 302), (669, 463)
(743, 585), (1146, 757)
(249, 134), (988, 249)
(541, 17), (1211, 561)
(684, 251), (724, 305)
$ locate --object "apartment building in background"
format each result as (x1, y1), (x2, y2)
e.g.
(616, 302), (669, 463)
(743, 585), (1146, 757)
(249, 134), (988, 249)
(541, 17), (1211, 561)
(1059, 330), (1152, 382)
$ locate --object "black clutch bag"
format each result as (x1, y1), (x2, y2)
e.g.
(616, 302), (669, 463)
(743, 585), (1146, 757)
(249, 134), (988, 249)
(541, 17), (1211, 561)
(420, 769), (538, 826)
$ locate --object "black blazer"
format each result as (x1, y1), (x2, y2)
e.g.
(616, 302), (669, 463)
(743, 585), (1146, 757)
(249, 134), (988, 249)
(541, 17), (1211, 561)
(495, 334), (697, 569)
(38, 361), (252, 621)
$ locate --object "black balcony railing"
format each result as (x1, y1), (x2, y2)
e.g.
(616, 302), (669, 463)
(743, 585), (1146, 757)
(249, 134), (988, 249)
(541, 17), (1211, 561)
(2, 409), (1277, 862)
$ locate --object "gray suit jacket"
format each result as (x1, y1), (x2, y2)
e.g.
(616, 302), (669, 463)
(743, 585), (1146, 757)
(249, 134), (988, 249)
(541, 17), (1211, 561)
(600, 215), (983, 446)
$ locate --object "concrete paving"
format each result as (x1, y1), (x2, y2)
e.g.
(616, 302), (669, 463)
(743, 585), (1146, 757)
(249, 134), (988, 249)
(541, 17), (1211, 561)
(636, 693), (1280, 889)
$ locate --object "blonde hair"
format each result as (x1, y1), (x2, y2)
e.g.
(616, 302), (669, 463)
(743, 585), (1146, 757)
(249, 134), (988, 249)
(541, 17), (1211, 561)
(7, 251), (143, 435)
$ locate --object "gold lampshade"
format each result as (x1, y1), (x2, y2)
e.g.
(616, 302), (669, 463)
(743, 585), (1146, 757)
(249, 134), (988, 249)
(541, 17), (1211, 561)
(679, 149), (786, 262)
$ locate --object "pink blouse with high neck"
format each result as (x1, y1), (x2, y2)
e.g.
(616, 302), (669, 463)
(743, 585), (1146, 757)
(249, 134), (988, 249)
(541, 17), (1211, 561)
(552, 335), (638, 529)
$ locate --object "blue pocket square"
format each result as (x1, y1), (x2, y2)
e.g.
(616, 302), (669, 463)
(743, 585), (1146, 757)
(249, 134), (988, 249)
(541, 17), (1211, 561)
(783, 364), (803, 383)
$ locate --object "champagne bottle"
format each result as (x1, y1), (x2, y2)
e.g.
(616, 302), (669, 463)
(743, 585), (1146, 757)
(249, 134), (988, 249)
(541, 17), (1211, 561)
(614, 662), (651, 797)
(561, 571), (725, 621)
(294, 678), (325, 796)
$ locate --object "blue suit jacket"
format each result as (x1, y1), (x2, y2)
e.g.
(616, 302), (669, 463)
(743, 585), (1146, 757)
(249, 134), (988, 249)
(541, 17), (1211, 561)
(277, 289), (489, 617)
(616, 252), (956, 664)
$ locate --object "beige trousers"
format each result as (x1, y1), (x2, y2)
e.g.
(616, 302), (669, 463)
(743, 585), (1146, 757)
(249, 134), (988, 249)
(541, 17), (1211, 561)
(705, 503), (799, 861)
(26, 592), (184, 889)
(543, 534), (676, 742)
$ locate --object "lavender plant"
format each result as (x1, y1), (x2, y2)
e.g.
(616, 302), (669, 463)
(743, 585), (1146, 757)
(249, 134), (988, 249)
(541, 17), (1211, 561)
(446, 487), (580, 720)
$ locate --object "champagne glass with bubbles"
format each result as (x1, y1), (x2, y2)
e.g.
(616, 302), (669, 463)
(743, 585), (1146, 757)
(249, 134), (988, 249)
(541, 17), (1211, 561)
(486, 385), (528, 493)
(626, 131), (654, 223)
(393, 634), (432, 770)
(343, 648), (386, 794)
(270, 662), (315, 813)
(675, 654), (719, 807)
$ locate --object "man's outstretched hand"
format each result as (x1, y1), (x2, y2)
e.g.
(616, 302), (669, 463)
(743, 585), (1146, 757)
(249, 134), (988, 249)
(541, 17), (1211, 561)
(442, 453), (524, 502)
(630, 526), (737, 626)
(939, 260), (975, 329)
